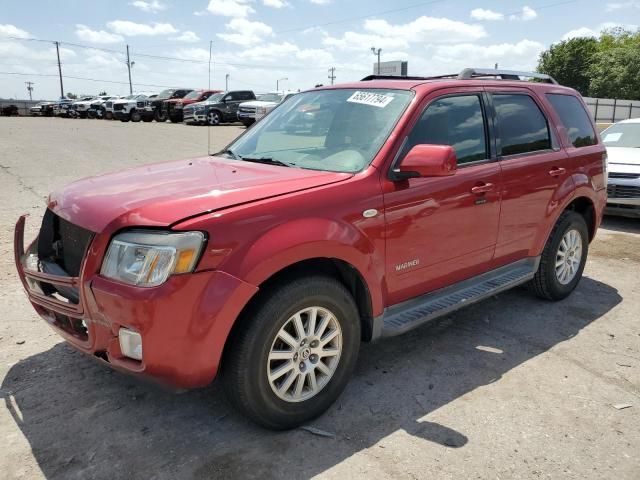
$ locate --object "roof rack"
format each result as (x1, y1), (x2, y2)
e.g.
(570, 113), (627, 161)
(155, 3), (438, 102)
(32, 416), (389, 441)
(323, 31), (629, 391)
(361, 68), (558, 85)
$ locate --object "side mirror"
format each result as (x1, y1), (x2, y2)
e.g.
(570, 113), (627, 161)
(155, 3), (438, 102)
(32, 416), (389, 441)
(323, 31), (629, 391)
(394, 144), (457, 180)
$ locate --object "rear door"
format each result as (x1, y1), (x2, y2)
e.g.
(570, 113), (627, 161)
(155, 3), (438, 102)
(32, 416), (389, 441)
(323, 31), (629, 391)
(485, 87), (570, 267)
(383, 88), (502, 305)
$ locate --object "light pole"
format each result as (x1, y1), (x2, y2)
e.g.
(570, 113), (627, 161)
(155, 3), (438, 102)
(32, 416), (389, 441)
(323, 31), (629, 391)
(277, 77), (288, 92)
(371, 47), (382, 74)
(225, 73), (230, 91)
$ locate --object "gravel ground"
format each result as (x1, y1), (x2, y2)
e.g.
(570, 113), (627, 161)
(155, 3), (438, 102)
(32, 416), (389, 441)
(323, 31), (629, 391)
(1, 117), (639, 480)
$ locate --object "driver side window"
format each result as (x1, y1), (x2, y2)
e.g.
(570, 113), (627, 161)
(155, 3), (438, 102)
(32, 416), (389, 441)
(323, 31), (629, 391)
(404, 94), (488, 165)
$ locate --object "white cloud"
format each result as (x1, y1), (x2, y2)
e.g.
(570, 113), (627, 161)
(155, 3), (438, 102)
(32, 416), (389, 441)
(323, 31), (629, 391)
(0, 24), (31, 39)
(206, 0), (255, 17)
(263, 0), (288, 7)
(470, 8), (504, 21)
(237, 41), (334, 64)
(606, 1), (640, 10)
(217, 18), (273, 46)
(510, 6), (537, 21)
(75, 24), (124, 44)
(173, 30), (200, 42)
(324, 16), (486, 51)
(309, 0), (331, 4)
(107, 20), (178, 36)
(432, 39), (545, 71)
(562, 22), (639, 40)
(130, 0), (167, 13)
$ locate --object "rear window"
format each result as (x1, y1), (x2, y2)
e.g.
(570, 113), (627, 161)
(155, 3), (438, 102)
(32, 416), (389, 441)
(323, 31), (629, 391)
(546, 94), (597, 147)
(493, 94), (551, 156)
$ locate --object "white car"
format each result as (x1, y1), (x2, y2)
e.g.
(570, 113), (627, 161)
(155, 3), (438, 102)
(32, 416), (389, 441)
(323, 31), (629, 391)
(71, 96), (98, 118)
(602, 118), (640, 218)
(238, 92), (297, 127)
(87, 95), (118, 119)
(112, 93), (156, 122)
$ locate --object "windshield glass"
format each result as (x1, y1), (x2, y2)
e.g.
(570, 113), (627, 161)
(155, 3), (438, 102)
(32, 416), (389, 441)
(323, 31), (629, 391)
(184, 90), (202, 100)
(226, 89), (413, 173)
(205, 93), (224, 104)
(124, 94), (137, 100)
(257, 93), (283, 103)
(602, 123), (640, 148)
(157, 89), (176, 99)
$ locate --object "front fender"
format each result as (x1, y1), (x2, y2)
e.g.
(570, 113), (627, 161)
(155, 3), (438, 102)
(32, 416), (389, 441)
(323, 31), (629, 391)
(228, 217), (385, 317)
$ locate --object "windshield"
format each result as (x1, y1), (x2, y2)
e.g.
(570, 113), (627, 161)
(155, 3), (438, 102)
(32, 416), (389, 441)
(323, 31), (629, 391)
(205, 93), (224, 104)
(602, 123), (640, 148)
(257, 93), (283, 103)
(226, 89), (413, 173)
(157, 89), (176, 99)
(184, 90), (203, 100)
(124, 94), (137, 100)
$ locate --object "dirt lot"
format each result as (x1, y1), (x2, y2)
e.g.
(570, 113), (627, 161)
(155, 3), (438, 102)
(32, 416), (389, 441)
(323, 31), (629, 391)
(1, 117), (639, 480)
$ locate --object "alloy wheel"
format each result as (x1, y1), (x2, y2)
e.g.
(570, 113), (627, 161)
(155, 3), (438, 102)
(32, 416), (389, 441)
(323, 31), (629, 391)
(555, 228), (583, 285)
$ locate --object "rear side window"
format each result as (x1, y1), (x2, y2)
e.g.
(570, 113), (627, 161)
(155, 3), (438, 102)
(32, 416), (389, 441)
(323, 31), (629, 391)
(404, 95), (488, 164)
(546, 94), (597, 147)
(493, 94), (551, 156)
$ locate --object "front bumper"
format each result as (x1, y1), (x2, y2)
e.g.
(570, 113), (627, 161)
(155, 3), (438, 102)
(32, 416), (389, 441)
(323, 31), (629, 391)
(14, 215), (258, 388)
(183, 111), (206, 123)
(606, 177), (640, 218)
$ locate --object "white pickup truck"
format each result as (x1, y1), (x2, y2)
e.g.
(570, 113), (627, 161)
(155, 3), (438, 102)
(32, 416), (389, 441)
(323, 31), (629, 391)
(237, 92), (297, 127)
(112, 93), (157, 122)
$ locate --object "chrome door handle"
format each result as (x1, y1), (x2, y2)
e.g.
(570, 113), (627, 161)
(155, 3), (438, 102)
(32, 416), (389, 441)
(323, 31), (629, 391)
(549, 167), (566, 177)
(471, 183), (495, 194)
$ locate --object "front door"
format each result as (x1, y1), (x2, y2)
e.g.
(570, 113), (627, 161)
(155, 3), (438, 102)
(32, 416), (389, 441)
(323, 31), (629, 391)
(383, 90), (502, 305)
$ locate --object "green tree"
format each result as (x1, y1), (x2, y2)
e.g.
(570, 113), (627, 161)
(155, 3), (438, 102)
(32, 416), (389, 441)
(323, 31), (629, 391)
(66, 92), (77, 99)
(98, 91), (107, 95)
(589, 47), (640, 99)
(537, 37), (598, 95)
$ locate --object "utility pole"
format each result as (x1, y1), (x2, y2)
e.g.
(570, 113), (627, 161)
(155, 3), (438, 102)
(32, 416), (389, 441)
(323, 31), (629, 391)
(328, 67), (336, 85)
(55, 41), (64, 98)
(25, 81), (34, 101)
(225, 73), (229, 91)
(371, 47), (382, 74)
(126, 44), (133, 94)
(208, 40), (213, 89)
(494, 63), (499, 69)
(277, 77), (288, 91)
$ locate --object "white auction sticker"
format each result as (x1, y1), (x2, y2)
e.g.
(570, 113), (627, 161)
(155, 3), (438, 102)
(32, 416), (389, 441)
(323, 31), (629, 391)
(347, 91), (394, 108)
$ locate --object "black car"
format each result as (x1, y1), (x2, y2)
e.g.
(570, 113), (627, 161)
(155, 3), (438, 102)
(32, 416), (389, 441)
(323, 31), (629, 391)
(183, 90), (256, 125)
(141, 88), (193, 122)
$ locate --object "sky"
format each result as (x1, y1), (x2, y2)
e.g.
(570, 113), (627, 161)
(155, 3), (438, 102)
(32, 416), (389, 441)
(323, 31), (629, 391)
(0, 0), (638, 99)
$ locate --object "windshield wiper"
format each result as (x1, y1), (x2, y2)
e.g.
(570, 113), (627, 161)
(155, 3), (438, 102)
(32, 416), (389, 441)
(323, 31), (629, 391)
(217, 148), (241, 160)
(241, 156), (294, 167)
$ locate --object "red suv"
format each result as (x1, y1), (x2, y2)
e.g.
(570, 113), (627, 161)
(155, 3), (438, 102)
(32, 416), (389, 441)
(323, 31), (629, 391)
(14, 68), (607, 429)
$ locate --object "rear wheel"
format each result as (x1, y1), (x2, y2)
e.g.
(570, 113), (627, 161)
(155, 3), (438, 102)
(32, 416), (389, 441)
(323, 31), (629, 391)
(130, 110), (142, 122)
(222, 276), (360, 430)
(155, 110), (168, 122)
(529, 211), (589, 300)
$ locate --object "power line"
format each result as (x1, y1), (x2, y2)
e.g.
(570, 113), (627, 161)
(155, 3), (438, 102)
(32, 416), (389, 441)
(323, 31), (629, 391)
(0, 71), (174, 88)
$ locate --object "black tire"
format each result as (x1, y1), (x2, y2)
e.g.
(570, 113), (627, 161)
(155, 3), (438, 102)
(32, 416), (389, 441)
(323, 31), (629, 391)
(104, 111), (113, 120)
(130, 110), (142, 122)
(142, 115), (153, 122)
(155, 110), (168, 122)
(529, 211), (589, 301)
(169, 114), (181, 123)
(120, 113), (130, 122)
(242, 120), (254, 128)
(222, 275), (360, 430)
(207, 110), (221, 126)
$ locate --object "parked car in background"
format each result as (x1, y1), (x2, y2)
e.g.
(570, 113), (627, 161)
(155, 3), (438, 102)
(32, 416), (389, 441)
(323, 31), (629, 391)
(14, 69), (607, 429)
(183, 90), (255, 125)
(164, 89), (222, 123)
(142, 88), (193, 122)
(71, 96), (98, 118)
(602, 118), (640, 218)
(103, 97), (123, 120)
(87, 95), (118, 119)
(52, 98), (74, 117)
(238, 92), (297, 127)
(30, 101), (55, 116)
(113, 93), (156, 122)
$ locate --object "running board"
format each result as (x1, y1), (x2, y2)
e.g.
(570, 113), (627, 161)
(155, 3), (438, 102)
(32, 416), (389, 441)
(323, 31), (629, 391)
(378, 257), (540, 338)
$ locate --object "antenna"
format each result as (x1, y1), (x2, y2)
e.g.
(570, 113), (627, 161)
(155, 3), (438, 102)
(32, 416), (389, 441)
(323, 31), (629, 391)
(207, 40), (213, 156)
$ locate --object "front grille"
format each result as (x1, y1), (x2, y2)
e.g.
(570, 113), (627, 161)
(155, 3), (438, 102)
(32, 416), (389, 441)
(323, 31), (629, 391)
(105, 101), (113, 108)
(607, 184), (640, 198)
(239, 106), (256, 114)
(114, 104), (124, 111)
(36, 210), (93, 303)
(136, 101), (145, 108)
(609, 172), (639, 180)
(90, 103), (100, 109)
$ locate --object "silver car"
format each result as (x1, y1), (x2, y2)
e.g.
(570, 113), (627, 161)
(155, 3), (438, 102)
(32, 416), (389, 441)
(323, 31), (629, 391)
(602, 118), (640, 218)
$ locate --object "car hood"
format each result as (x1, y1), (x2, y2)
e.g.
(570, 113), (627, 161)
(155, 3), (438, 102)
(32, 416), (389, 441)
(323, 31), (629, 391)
(607, 147), (640, 171)
(48, 156), (352, 233)
(240, 100), (278, 108)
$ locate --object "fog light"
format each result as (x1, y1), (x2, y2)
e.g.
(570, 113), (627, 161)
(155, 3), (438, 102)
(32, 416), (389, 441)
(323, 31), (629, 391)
(119, 329), (142, 360)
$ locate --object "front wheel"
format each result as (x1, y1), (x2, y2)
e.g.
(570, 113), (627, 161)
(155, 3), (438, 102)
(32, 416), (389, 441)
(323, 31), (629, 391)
(222, 276), (360, 430)
(529, 211), (589, 300)
(207, 110), (221, 126)
(104, 111), (113, 120)
(130, 110), (142, 122)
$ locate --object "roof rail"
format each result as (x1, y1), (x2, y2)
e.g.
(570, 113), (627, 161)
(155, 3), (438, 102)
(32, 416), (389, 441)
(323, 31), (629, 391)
(361, 69), (559, 85)
(457, 68), (558, 84)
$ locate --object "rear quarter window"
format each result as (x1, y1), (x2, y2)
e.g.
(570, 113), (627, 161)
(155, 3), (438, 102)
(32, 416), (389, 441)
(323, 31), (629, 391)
(493, 94), (551, 156)
(546, 94), (597, 148)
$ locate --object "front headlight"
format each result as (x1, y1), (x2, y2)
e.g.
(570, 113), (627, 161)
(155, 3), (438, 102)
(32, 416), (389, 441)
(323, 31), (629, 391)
(256, 107), (267, 115)
(101, 230), (205, 287)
